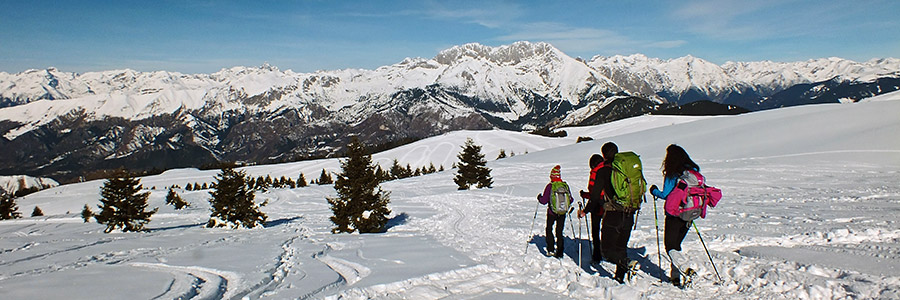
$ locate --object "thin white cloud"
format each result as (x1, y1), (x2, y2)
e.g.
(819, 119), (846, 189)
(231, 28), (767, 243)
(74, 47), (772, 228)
(670, 0), (858, 41)
(496, 22), (685, 54)
(646, 40), (688, 49)
(420, 1), (524, 28)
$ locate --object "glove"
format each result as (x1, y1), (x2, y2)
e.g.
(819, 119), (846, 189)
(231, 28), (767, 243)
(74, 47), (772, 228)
(650, 185), (659, 193)
(579, 190), (590, 199)
(537, 193), (542, 200)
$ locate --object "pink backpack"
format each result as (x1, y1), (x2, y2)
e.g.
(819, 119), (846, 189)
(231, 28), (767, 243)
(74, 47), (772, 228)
(664, 170), (722, 221)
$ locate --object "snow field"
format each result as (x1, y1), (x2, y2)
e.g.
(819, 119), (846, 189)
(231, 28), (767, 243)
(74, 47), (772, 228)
(1, 99), (898, 299)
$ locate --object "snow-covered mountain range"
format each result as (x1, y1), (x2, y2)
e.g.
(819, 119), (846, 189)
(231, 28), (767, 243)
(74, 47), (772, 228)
(1, 41), (898, 182)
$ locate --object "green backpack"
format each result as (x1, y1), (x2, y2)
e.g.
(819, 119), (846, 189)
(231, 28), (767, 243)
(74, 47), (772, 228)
(610, 152), (647, 211)
(549, 181), (572, 215)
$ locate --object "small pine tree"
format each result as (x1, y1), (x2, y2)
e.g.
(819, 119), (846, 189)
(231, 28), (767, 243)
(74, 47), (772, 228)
(31, 206), (43, 217)
(186, 183), (193, 191)
(297, 173), (307, 187)
(256, 176), (269, 190)
(328, 137), (391, 233)
(81, 204), (93, 222)
(201, 183), (208, 190)
(165, 188), (190, 210)
(454, 138), (493, 190)
(193, 183), (201, 190)
(208, 167), (267, 228)
(427, 163), (437, 174)
(318, 169), (333, 185)
(497, 149), (507, 160)
(439, 165), (445, 172)
(95, 170), (158, 233)
(0, 193), (22, 220)
(374, 165), (389, 182)
(389, 159), (405, 179)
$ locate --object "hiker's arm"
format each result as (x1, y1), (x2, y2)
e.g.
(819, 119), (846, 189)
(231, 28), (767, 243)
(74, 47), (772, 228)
(538, 183), (552, 204)
(651, 176), (678, 199)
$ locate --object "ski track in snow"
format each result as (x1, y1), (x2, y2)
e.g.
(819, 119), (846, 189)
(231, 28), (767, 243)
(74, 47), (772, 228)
(131, 262), (241, 300)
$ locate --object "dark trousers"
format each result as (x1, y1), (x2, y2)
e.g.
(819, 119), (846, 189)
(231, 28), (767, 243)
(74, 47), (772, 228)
(601, 210), (635, 281)
(545, 213), (566, 254)
(665, 215), (691, 279)
(590, 213), (602, 261)
(664, 215), (691, 252)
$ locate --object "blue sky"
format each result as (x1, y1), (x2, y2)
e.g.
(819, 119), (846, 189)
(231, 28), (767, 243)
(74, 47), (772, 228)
(1, 0), (897, 74)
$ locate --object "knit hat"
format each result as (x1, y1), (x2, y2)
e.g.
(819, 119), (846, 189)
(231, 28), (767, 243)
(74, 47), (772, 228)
(550, 165), (561, 180)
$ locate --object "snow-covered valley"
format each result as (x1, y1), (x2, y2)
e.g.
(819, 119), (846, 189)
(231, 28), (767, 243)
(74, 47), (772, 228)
(2, 94), (899, 299)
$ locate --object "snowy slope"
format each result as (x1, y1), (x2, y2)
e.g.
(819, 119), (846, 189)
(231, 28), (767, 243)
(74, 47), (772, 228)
(3, 99), (898, 299)
(0, 175), (58, 195)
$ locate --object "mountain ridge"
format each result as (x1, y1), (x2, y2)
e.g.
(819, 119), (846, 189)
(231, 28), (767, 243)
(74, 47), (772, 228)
(1, 41), (898, 181)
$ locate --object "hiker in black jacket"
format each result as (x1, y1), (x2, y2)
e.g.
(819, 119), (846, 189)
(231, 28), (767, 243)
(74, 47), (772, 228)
(577, 154), (605, 263)
(592, 142), (639, 283)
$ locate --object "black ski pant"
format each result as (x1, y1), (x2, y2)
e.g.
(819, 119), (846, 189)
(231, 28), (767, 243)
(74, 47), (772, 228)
(590, 212), (602, 261)
(664, 215), (691, 252)
(546, 212), (566, 255)
(601, 210), (635, 281)
(665, 215), (691, 280)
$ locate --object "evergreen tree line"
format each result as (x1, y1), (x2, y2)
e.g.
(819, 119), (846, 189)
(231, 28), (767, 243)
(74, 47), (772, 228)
(495, 148), (528, 160)
(383, 159), (444, 181)
(81, 167), (268, 232)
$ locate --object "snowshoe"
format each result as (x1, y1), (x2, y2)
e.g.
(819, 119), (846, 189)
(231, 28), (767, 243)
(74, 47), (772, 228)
(681, 268), (696, 288)
(625, 260), (640, 282)
(546, 249), (563, 258)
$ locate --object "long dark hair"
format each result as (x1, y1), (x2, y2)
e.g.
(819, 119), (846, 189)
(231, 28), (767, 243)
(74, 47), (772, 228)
(662, 144), (699, 178)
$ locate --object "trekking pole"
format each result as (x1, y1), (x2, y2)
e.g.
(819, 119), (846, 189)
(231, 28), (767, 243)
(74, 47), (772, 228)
(577, 203), (583, 268)
(580, 195), (593, 257)
(567, 207), (579, 268)
(693, 222), (722, 282)
(525, 201), (540, 255)
(652, 195), (663, 282)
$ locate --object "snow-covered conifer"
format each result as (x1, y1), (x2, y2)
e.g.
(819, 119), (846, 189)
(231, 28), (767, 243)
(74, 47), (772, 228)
(454, 138), (493, 190)
(95, 170), (158, 233)
(208, 167), (267, 229)
(328, 137), (391, 233)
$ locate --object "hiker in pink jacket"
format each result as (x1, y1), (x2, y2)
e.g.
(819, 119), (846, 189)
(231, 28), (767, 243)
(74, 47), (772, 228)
(537, 165), (573, 258)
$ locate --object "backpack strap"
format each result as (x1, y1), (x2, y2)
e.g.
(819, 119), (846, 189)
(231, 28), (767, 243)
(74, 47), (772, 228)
(686, 169), (704, 186)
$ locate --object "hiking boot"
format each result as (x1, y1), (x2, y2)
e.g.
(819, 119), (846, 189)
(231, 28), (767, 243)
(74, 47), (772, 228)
(670, 268), (681, 287)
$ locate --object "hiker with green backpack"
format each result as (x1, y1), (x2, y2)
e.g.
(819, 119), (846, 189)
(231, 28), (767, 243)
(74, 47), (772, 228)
(537, 165), (574, 258)
(594, 142), (648, 283)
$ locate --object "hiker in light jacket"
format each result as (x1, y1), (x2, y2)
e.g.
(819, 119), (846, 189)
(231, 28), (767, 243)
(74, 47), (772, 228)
(649, 144), (700, 287)
(537, 165), (573, 258)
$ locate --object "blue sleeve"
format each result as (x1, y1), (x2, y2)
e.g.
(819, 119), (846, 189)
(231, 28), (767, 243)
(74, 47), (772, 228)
(651, 176), (679, 199)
